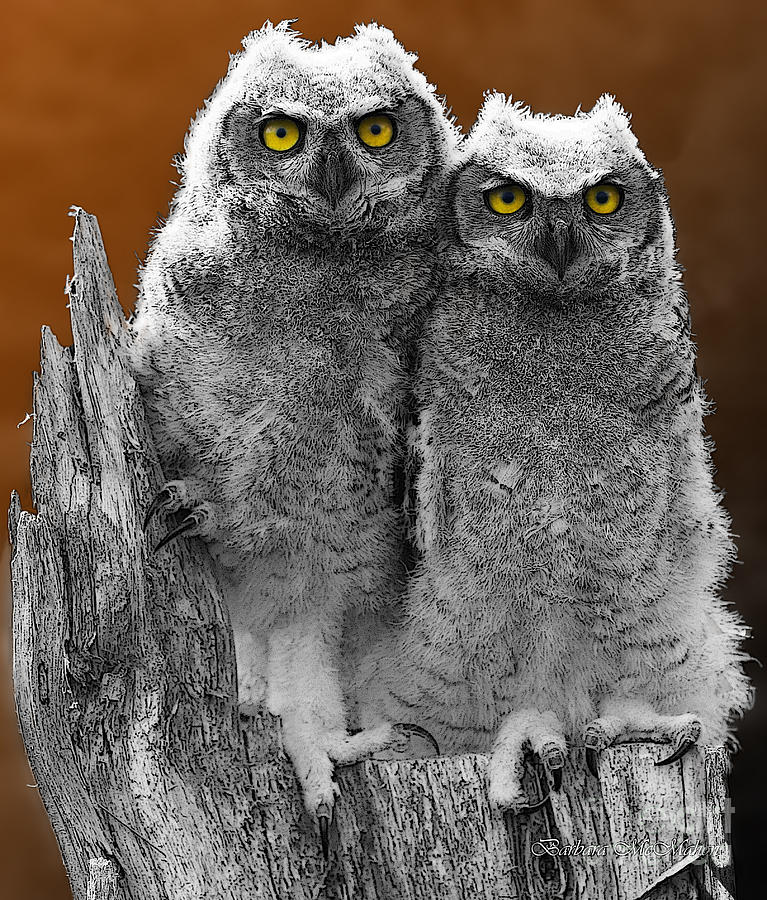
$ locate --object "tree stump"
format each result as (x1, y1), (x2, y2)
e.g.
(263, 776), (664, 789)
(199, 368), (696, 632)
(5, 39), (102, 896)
(9, 208), (738, 899)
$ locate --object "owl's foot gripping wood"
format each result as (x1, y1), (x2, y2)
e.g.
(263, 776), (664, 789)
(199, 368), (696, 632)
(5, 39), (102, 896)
(279, 712), (398, 859)
(583, 699), (702, 776)
(488, 709), (566, 813)
(267, 617), (402, 859)
(143, 480), (218, 551)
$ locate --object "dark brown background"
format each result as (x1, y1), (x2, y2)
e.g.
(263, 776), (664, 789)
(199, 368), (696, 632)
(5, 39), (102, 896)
(1, 1), (765, 896)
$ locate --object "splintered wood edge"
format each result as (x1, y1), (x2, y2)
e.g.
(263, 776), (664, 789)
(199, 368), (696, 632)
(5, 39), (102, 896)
(8, 489), (21, 550)
(702, 747), (736, 899)
(11, 207), (289, 898)
(70, 206), (125, 330)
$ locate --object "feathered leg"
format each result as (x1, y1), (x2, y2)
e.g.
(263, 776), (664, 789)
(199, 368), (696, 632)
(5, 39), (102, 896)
(232, 625), (268, 714)
(266, 612), (395, 857)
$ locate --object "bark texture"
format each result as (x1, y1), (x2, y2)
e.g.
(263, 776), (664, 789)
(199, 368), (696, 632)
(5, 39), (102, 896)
(10, 209), (736, 900)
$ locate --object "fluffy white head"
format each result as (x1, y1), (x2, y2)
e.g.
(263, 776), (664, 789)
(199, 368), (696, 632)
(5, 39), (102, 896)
(177, 21), (457, 238)
(451, 93), (675, 301)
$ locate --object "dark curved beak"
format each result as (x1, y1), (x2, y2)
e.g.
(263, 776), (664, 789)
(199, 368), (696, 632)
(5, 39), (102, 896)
(539, 219), (577, 280)
(311, 149), (358, 209)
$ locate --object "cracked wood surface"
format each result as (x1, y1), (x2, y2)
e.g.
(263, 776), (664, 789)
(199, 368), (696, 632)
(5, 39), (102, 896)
(10, 209), (735, 900)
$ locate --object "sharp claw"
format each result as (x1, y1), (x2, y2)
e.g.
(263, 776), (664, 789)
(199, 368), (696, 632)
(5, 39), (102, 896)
(393, 722), (441, 756)
(518, 792), (550, 814)
(551, 766), (563, 792)
(656, 739), (696, 767)
(153, 515), (198, 552)
(143, 487), (173, 531)
(586, 747), (600, 777)
(316, 802), (332, 862)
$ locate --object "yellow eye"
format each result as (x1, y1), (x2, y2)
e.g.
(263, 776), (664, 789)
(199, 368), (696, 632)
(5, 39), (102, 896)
(486, 184), (527, 215)
(260, 117), (301, 152)
(357, 114), (396, 148)
(585, 183), (623, 214)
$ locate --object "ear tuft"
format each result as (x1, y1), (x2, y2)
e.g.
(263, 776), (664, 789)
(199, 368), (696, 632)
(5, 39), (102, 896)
(472, 92), (530, 139)
(241, 19), (303, 51)
(587, 94), (633, 132)
(348, 22), (418, 64)
(588, 93), (652, 164)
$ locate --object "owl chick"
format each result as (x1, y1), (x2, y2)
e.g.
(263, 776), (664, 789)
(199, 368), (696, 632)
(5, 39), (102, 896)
(131, 21), (456, 838)
(361, 94), (752, 810)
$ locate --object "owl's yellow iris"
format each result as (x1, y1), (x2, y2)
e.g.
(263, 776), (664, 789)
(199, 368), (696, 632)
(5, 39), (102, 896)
(261, 117), (301, 152)
(486, 184), (527, 215)
(585, 183), (623, 214)
(357, 114), (395, 148)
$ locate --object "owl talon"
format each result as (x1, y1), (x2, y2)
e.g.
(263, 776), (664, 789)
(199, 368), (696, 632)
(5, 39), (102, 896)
(656, 739), (696, 767)
(316, 802), (332, 861)
(393, 722), (441, 756)
(319, 816), (329, 861)
(143, 487), (174, 530)
(586, 747), (600, 777)
(154, 509), (208, 552)
(540, 745), (564, 791)
(519, 791), (551, 814)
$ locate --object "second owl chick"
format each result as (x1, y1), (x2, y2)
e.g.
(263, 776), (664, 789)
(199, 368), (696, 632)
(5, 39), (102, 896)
(361, 94), (752, 809)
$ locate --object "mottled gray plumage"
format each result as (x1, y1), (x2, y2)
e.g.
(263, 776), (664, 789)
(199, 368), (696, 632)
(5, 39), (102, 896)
(361, 94), (752, 808)
(130, 21), (456, 821)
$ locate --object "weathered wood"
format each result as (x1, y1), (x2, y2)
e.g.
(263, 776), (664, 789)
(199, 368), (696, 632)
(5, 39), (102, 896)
(330, 746), (729, 900)
(700, 748), (737, 900)
(86, 858), (121, 900)
(10, 209), (737, 899)
(11, 208), (321, 900)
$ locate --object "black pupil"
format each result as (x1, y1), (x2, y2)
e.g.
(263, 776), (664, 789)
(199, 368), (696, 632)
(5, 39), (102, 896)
(501, 190), (516, 205)
(276, 126), (287, 139)
(596, 189), (609, 205)
(370, 122), (382, 135)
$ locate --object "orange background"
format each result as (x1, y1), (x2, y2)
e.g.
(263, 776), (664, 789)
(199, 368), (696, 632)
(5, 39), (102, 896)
(1, 1), (765, 896)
